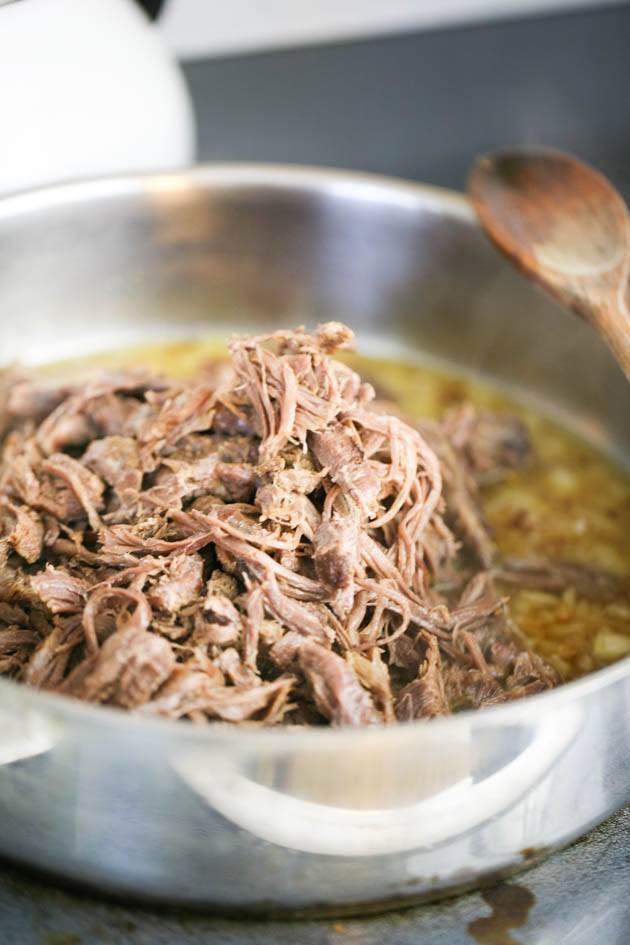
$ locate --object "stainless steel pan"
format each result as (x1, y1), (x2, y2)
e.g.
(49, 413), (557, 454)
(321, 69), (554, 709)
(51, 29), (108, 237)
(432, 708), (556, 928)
(0, 165), (629, 915)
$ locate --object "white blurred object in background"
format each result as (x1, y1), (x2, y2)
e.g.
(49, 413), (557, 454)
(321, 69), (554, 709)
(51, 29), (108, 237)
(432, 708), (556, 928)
(0, 0), (195, 197)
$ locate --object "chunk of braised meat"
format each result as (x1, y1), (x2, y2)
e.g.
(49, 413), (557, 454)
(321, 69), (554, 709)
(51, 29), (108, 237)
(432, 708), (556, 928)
(207, 569), (238, 600)
(312, 516), (359, 592)
(187, 568), (243, 647)
(310, 424), (382, 520)
(443, 404), (530, 482)
(83, 436), (143, 496)
(36, 404), (94, 455)
(24, 618), (85, 690)
(140, 434), (257, 509)
(312, 515), (359, 617)
(40, 453), (105, 529)
(87, 393), (154, 438)
(5, 452), (105, 530)
(451, 572), (559, 691)
(7, 379), (74, 424)
(504, 651), (560, 699)
(143, 670), (294, 723)
(0, 501), (44, 564)
(140, 384), (215, 452)
(99, 522), (214, 558)
(299, 640), (378, 726)
(396, 637), (450, 721)
(388, 634), (422, 673)
(194, 595), (242, 647)
(256, 445), (322, 533)
(35, 372), (164, 454)
(0, 625), (41, 677)
(148, 554), (204, 613)
(212, 401), (256, 437)
(260, 572), (334, 644)
(348, 648), (396, 722)
(60, 625), (175, 708)
(0, 567), (49, 617)
(81, 586), (153, 652)
(442, 664), (506, 711)
(213, 462), (257, 502)
(31, 566), (90, 614)
(215, 647), (259, 687)
(137, 665), (223, 719)
(269, 629), (307, 670)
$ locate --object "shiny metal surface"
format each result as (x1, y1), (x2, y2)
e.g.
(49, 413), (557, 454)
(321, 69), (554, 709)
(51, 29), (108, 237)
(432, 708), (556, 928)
(3, 806), (630, 944)
(0, 164), (629, 914)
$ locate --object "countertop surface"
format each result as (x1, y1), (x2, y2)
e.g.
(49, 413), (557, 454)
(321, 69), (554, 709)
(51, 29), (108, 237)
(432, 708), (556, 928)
(1, 805), (629, 945)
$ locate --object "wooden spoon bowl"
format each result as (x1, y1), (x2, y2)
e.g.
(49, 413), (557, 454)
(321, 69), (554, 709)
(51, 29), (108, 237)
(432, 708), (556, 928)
(469, 149), (630, 379)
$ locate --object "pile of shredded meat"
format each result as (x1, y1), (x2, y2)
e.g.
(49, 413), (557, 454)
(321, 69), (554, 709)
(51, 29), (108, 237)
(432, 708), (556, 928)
(1, 322), (613, 726)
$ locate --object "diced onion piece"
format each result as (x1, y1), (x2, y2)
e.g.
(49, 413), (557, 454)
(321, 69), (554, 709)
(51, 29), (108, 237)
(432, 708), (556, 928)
(593, 629), (630, 662)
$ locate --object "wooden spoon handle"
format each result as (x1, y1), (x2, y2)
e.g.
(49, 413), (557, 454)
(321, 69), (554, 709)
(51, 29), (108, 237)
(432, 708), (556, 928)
(592, 291), (630, 381)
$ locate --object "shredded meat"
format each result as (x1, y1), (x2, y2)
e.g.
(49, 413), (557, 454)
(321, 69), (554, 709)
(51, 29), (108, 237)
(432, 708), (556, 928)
(419, 419), (496, 568)
(148, 554), (204, 613)
(83, 435), (143, 497)
(396, 637), (450, 720)
(24, 618), (85, 690)
(0, 501), (44, 564)
(313, 518), (355, 588)
(31, 566), (91, 614)
(142, 668), (293, 723)
(443, 404), (530, 482)
(310, 424), (382, 520)
(299, 640), (378, 725)
(60, 624), (175, 707)
(0, 322), (568, 725)
(443, 664), (506, 711)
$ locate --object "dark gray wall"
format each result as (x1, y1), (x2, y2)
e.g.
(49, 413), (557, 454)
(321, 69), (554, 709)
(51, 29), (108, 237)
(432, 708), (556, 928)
(184, 3), (630, 197)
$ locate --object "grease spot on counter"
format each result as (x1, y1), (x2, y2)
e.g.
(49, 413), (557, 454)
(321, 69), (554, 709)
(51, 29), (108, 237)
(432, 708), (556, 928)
(467, 883), (535, 945)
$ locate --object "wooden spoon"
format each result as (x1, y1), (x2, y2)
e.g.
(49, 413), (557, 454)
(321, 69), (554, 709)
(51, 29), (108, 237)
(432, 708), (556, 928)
(469, 149), (630, 380)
